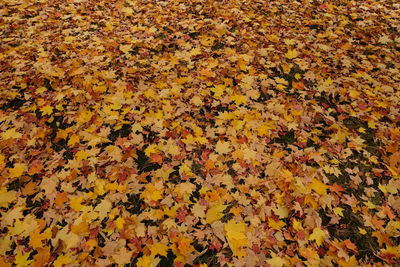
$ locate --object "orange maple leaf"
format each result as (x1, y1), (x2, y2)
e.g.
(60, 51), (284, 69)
(150, 153), (163, 165)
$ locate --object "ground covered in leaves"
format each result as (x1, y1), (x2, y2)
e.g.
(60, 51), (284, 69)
(1, 0), (400, 266)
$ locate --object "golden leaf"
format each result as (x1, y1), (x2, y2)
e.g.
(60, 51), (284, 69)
(206, 204), (227, 224)
(285, 49), (298, 59)
(309, 227), (326, 246)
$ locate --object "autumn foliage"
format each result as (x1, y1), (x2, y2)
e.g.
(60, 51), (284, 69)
(0, 0), (400, 266)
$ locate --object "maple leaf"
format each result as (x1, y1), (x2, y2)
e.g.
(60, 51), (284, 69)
(75, 150), (89, 161)
(29, 228), (51, 249)
(343, 239), (358, 252)
(266, 253), (289, 267)
(53, 253), (73, 267)
(14, 250), (33, 267)
(120, 44), (132, 54)
(210, 85), (225, 98)
(191, 96), (203, 106)
(309, 227), (326, 246)
(150, 243), (169, 257)
(54, 192), (68, 207)
(0, 236), (12, 255)
(206, 204), (227, 224)
(8, 163), (26, 178)
(385, 164), (400, 179)
(2, 0), (400, 265)
(215, 141), (231, 154)
(40, 105), (53, 115)
(68, 134), (80, 146)
(144, 144), (159, 157)
(112, 247), (132, 265)
(95, 199), (112, 220)
(114, 217), (125, 230)
(176, 236), (194, 256)
(33, 247), (50, 267)
(268, 218), (286, 230)
(150, 153), (163, 165)
(136, 255), (152, 267)
(70, 196), (84, 211)
(141, 184), (164, 202)
(309, 178), (329, 195)
(224, 220), (249, 258)
(285, 49), (298, 59)
(333, 207), (344, 217)
(0, 187), (16, 207)
(71, 221), (89, 235)
(274, 205), (289, 219)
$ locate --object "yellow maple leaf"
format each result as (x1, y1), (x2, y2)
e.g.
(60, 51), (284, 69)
(0, 154), (4, 168)
(309, 227), (326, 246)
(337, 255), (358, 267)
(274, 205), (289, 219)
(358, 227), (367, 235)
(56, 128), (72, 140)
(268, 218), (286, 230)
(384, 164), (400, 179)
(1, 128), (22, 140)
(246, 89), (260, 99)
(333, 207), (344, 217)
(144, 144), (159, 156)
(285, 49), (298, 59)
(136, 255), (151, 267)
(120, 44), (132, 54)
(70, 197), (84, 211)
(267, 253), (289, 267)
(174, 182), (196, 199)
(292, 219), (302, 231)
(77, 110), (93, 124)
(115, 217), (125, 230)
(275, 77), (288, 85)
(36, 86), (47, 93)
(215, 141), (231, 154)
(121, 7), (133, 16)
(150, 243), (169, 257)
(68, 134), (80, 146)
(266, 34), (279, 43)
(75, 150), (89, 161)
(94, 199), (112, 220)
(210, 85), (225, 98)
(224, 220), (249, 258)
(257, 124), (272, 136)
(40, 105), (53, 115)
(53, 253), (73, 267)
(9, 163), (26, 178)
(14, 250), (33, 267)
(189, 47), (202, 56)
(71, 221), (89, 235)
(206, 204), (227, 224)
(144, 89), (156, 99)
(230, 94), (247, 105)
(309, 178), (328, 195)
(179, 164), (194, 177)
(141, 184), (164, 202)
(0, 187), (16, 207)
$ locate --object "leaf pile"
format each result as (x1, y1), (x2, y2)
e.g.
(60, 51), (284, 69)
(1, 0), (400, 266)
